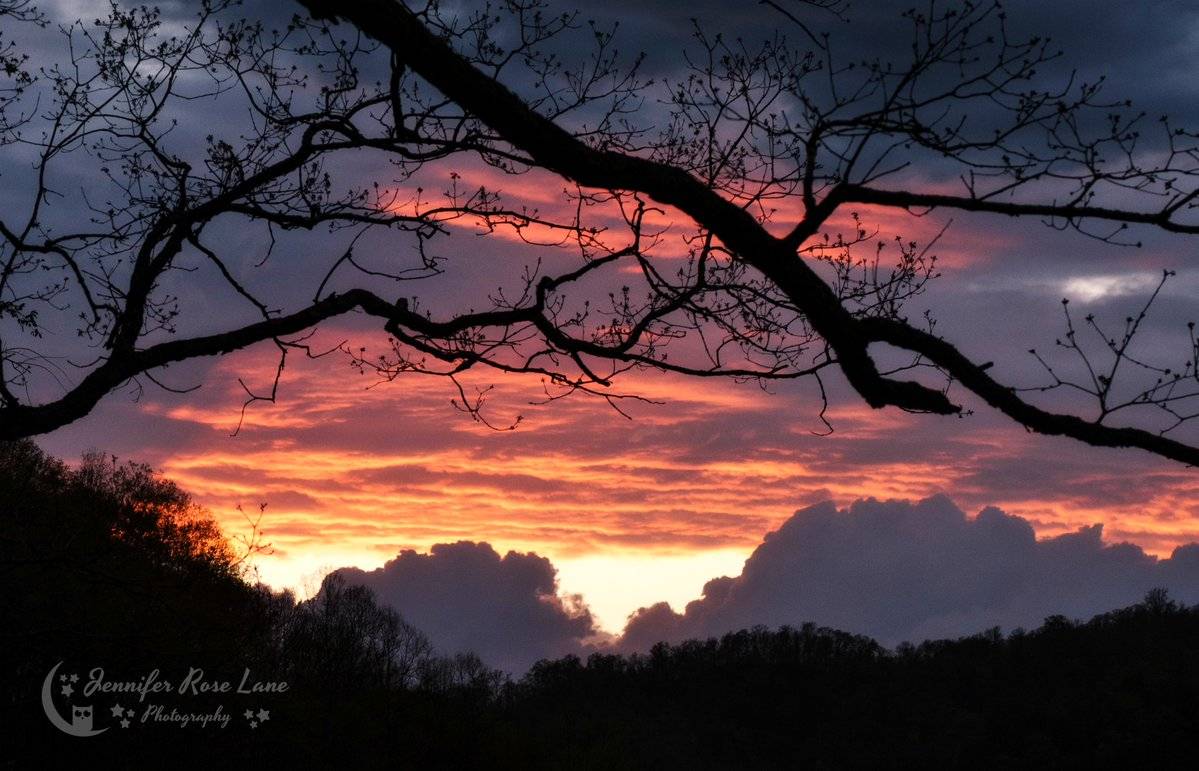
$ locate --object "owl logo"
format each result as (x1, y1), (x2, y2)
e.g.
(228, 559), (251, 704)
(71, 705), (94, 731)
(41, 662), (107, 737)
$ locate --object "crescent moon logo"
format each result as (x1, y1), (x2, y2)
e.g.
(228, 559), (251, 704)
(41, 662), (107, 738)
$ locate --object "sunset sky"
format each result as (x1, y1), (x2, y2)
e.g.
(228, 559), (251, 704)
(16, 0), (1199, 642)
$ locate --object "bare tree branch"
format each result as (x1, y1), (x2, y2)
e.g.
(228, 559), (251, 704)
(1, 0), (1197, 466)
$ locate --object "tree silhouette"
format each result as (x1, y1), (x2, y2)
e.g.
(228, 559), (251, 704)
(0, 439), (507, 767)
(5, 440), (1199, 768)
(3, 0), (1199, 463)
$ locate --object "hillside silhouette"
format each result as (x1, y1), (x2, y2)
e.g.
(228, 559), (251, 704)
(3, 440), (1199, 769)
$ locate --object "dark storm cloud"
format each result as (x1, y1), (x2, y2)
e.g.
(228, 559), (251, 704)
(621, 496), (1199, 650)
(335, 541), (600, 673)
(594, 0), (1199, 120)
(13, 0), (1196, 391)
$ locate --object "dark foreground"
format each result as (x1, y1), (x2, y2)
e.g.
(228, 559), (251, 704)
(3, 440), (1197, 769)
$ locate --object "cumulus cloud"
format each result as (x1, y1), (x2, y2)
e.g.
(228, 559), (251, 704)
(622, 496), (1199, 650)
(336, 541), (601, 674)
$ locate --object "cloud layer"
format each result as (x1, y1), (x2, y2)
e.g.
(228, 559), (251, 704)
(333, 497), (1199, 675)
(43, 339), (1199, 617)
(623, 496), (1199, 650)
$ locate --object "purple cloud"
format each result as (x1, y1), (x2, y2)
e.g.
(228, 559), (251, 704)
(622, 496), (1199, 650)
(336, 541), (601, 674)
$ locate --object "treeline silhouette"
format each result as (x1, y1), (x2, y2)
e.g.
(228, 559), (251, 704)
(4, 440), (1199, 769)
(0, 440), (501, 768)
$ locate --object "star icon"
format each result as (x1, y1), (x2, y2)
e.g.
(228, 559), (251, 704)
(244, 709), (255, 720)
(120, 718), (130, 729)
(111, 704), (125, 718)
(60, 684), (73, 698)
(69, 673), (79, 683)
(58, 674), (68, 683)
(256, 708), (270, 722)
(249, 720), (258, 729)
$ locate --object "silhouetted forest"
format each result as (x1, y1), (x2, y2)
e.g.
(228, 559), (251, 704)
(4, 440), (1199, 769)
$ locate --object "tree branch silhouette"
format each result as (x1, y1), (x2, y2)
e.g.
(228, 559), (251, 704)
(291, 0), (1199, 464)
(2, 1), (1198, 464)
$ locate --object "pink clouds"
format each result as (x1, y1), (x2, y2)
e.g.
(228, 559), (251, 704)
(384, 161), (1019, 276)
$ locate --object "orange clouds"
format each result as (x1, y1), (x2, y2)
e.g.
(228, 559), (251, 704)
(99, 331), (1199, 636)
(382, 164), (682, 257)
